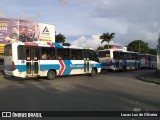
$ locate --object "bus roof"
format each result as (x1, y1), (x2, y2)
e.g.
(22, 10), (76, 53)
(125, 51), (139, 53)
(97, 49), (127, 52)
(6, 41), (95, 50)
(97, 49), (140, 55)
(98, 49), (124, 51)
(139, 53), (156, 56)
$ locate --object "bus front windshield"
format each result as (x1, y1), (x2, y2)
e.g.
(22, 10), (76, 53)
(98, 51), (110, 58)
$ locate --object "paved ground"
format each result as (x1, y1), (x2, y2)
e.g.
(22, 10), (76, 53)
(137, 70), (160, 84)
(0, 69), (159, 120)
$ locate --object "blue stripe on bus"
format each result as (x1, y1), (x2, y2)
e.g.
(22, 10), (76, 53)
(91, 63), (101, 68)
(62, 60), (72, 75)
(15, 60), (101, 75)
(16, 64), (61, 72)
(40, 64), (60, 71)
(124, 60), (127, 66)
(52, 43), (64, 48)
(62, 60), (85, 75)
(16, 65), (27, 72)
(101, 61), (140, 67)
(101, 63), (116, 67)
(62, 61), (101, 75)
(101, 63), (110, 67)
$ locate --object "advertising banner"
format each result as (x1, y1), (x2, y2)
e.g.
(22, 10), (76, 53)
(18, 20), (55, 43)
(0, 18), (19, 44)
(38, 23), (55, 42)
(0, 18), (55, 53)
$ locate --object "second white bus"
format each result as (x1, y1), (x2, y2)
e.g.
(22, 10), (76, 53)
(139, 53), (157, 69)
(97, 49), (141, 71)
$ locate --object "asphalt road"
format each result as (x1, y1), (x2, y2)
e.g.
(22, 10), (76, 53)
(0, 69), (159, 119)
(0, 69), (159, 110)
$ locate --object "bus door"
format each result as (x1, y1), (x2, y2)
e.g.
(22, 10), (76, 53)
(84, 50), (91, 73)
(115, 59), (120, 69)
(135, 53), (139, 69)
(119, 52), (124, 69)
(26, 47), (39, 76)
(115, 57), (120, 69)
(114, 51), (120, 69)
(148, 55), (151, 67)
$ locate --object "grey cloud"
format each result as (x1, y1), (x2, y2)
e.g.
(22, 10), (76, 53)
(19, 12), (44, 21)
(89, 0), (160, 23)
(87, 0), (160, 48)
(0, 9), (6, 17)
(59, 0), (70, 6)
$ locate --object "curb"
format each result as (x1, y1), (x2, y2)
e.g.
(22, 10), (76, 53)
(136, 73), (160, 85)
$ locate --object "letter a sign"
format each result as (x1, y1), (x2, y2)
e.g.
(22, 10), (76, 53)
(42, 26), (49, 34)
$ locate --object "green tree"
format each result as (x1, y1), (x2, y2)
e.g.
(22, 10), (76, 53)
(55, 33), (65, 44)
(55, 33), (71, 46)
(97, 46), (104, 50)
(97, 45), (112, 50)
(149, 49), (157, 55)
(127, 40), (149, 53)
(63, 42), (71, 46)
(100, 33), (115, 49)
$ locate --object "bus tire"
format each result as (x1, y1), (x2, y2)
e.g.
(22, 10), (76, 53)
(122, 66), (126, 72)
(152, 65), (154, 69)
(138, 65), (141, 69)
(90, 68), (97, 76)
(108, 69), (113, 72)
(47, 70), (56, 80)
(135, 66), (139, 71)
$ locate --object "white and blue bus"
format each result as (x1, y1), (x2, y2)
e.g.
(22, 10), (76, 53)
(97, 49), (141, 71)
(4, 42), (101, 79)
(139, 53), (157, 69)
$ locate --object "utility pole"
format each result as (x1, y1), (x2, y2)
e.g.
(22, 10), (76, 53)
(139, 44), (140, 53)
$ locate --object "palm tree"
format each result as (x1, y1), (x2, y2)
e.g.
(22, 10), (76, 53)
(100, 32), (115, 49)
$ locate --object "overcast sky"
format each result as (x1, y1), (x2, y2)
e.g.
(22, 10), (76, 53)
(0, 0), (159, 49)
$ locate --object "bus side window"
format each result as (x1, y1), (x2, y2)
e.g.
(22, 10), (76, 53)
(18, 45), (26, 60)
(26, 49), (31, 61)
(71, 49), (83, 60)
(42, 52), (47, 59)
(89, 50), (99, 62)
(113, 51), (119, 60)
(57, 48), (70, 60)
(124, 52), (127, 59)
(41, 47), (55, 60)
(50, 53), (55, 60)
(120, 52), (124, 59)
(57, 53), (62, 59)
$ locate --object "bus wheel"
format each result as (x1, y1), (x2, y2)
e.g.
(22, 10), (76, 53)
(90, 68), (97, 76)
(138, 65), (141, 69)
(135, 66), (138, 71)
(122, 66), (126, 72)
(152, 65), (154, 69)
(47, 70), (56, 80)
